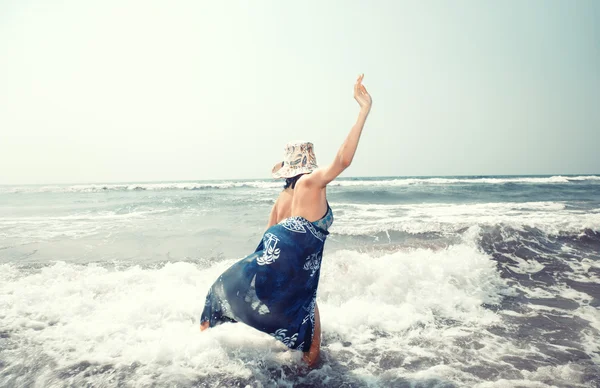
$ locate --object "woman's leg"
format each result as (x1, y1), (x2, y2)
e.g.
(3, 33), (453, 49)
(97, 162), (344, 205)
(302, 303), (321, 367)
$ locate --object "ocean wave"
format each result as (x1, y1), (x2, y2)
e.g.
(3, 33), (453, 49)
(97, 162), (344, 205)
(0, 208), (185, 244)
(0, 209), (173, 224)
(329, 175), (600, 187)
(1, 241), (597, 387)
(0, 244), (508, 387)
(2, 175), (599, 193)
(329, 201), (600, 236)
(2, 201), (596, 246)
(0, 181), (283, 193)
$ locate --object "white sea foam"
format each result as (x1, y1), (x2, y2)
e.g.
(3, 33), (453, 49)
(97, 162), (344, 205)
(1, 245), (504, 384)
(319, 243), (507, 334)
(0, 260), (297, 386)
(1, 175), (598, 193)
(0, 209), (176, 243)
(1, 239), (598, 386)
(330, 201), (600, 236)
(328, 175), (600, 187)
(0, 181), (283, 193)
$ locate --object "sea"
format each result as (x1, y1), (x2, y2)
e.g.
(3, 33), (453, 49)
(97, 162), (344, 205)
(1, 175), (599, 388)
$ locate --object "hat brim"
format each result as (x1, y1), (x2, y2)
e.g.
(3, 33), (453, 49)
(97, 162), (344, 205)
(272, 162), (318, 179)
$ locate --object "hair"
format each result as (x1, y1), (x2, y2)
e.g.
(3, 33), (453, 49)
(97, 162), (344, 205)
(283, 174), (303, 190)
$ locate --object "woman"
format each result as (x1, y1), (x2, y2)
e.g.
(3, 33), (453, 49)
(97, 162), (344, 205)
(201, 74), (372, 366)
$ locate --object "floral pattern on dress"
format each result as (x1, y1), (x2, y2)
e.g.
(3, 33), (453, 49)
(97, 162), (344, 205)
(305, 221), (326, 242)
(280, 216), (326, 241)
(303, 252), (321, 277)
(302, 293), (316, 327)
(270, 329), (298, 348)
(200, 207), (333, 351)
(256, 233), (281, 265)
(312, 207), (334, 232)
(280, 217), (307, 233)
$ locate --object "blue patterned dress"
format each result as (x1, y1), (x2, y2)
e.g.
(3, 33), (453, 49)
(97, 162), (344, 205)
(201, 205), (334, 351)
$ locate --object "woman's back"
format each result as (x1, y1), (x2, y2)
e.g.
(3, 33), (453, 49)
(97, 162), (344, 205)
(274, 189), (293, 221)
(274, 180), (328, 224)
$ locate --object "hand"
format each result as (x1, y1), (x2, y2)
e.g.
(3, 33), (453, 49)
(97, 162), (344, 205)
(354, 74), (372, 111)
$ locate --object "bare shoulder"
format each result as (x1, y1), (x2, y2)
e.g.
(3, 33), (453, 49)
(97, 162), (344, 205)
(296, 174), (327, 200)
(300, 168), (331, 189)
(292, 174), (328, 220)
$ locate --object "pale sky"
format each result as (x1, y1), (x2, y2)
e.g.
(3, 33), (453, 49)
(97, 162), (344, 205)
(1, 1), (599, 184)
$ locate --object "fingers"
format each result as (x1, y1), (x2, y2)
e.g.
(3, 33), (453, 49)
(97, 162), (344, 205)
(354, 74), (366, 96)
(356, 74), (365, 92)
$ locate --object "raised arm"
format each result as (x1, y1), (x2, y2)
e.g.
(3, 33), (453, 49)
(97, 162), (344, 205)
(307, 74), (372, 188)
